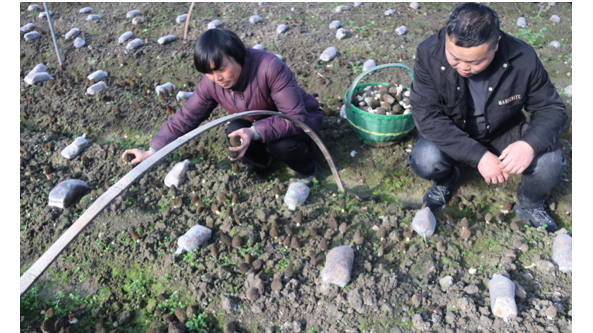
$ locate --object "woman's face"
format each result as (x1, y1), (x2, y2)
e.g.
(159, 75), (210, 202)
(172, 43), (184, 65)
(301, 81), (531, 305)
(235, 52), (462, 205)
(205, 56), (242, 89)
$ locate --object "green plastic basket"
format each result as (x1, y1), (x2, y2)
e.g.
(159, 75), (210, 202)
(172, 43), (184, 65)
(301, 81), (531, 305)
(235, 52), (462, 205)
(344, 63), (416, 145)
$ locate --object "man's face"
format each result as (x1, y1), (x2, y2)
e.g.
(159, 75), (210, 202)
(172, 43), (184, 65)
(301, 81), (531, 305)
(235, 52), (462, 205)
(205, 56), (242, 89)
(445, 34), (500, 78)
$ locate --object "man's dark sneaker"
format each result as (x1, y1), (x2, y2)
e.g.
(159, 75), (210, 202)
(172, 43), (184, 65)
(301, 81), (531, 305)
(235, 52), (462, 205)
(295, 166), (318, 187)
(514, 203), (559, 232)
(422, 167), (460, 212)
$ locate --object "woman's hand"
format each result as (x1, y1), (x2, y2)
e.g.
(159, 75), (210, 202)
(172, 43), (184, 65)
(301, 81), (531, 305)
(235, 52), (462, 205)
(121, 148), (153, 165)
(227, 128), (255, 161)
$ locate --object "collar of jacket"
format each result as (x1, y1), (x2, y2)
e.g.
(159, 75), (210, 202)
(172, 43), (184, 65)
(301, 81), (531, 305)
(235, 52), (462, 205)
(430, 28), (522, 87)
(227, 49), (253, 93)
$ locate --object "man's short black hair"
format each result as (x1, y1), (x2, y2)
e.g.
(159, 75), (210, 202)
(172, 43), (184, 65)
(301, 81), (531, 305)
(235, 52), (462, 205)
(446, 2), (500, 48)
(193, 29), (246, 74)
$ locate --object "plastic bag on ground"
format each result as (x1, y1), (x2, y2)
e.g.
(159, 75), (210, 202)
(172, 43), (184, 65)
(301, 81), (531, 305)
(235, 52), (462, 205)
(283, 182), (310, 211)
(252, 44), (264, 50)
(249, 15), (261, 24)
(277, 24), (288, 34)
(65, 28), (80, 40)
(329, 20), (340, 29)
(126, 10), (140, 18)
(384, 9), (394, 16)
(39, 11), (52, 18)
(87, 70), (108, 83)
(488, 274), (517, 321)
(164, 160), (190, 187)
(553, 234), (572, 273)
(27, 64), (47, 76)
(175, 225), (212, 254)
(86, 81), (107, 95)
(132, 17), (145, 25)
(158, 35), (177, 45)
(28, 4), (40, 11)
(319, 47), (337, 62)
(176, 91), (193, 102)
(336, 28), (350, 40)
(549, 41), (561, 48)
(176, 14), (188, 23)
(73, 37), (86, 48)
(411, 206), (436, 241)
(61, 133), (89, 159)
(24, 72), (54, 85)
(21, 23), (35, 33)
(79, 7), (92, 14)
(156, 82), (176, 96)
(362, 59), (376, 72)
(48, 179), (92, 209)
(125, 38), (144, 50)
(24, 31), (41, 41)
(118, 31), (134, 44)
(208, 20), (220, 29)
(321, 245), (354, 287)
(517, 17), (527, 28)
(395, 25), (407, 35)
(86, 14), (101, 21)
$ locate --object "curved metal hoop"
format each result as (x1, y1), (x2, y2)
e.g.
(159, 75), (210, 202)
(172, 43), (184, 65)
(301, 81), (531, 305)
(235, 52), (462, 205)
(20, 111), (344, 295)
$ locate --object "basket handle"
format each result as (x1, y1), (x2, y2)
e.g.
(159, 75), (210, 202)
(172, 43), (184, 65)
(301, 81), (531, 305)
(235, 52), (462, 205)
(346, 63), (414, 110)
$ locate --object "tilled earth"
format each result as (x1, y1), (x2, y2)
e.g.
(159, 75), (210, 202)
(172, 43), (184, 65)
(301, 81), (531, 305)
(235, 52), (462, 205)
(20, 2), (572, 333)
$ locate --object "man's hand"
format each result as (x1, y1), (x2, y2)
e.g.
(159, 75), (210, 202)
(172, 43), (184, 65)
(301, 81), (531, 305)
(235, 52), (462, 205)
(477, 151), (509, 184)
(121, 148), (153, 165)
(227, 128), (255, 161)
(499, 140), (535, 175)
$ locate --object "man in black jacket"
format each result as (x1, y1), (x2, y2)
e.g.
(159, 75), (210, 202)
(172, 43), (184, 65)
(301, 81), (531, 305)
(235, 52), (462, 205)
(408, 2), (567, 232)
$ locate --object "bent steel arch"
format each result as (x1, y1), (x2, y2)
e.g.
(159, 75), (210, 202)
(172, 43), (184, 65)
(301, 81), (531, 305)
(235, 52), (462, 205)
(20, 111), (344, 296)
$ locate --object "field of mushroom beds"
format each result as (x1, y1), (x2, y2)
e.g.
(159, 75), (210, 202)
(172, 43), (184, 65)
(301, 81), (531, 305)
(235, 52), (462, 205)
(19, 2), (573, 333)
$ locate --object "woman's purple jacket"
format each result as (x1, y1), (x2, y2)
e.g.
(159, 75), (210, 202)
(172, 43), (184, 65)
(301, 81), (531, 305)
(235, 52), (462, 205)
(150, 48), (323, 151)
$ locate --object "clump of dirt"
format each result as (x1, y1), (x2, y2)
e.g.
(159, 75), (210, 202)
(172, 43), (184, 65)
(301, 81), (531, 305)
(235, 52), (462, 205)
(20, 2), (572, 333)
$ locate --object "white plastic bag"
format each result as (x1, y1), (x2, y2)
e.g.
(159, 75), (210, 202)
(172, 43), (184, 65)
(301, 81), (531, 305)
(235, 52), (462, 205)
(156, 82), (176, 96)
(175, 225), (212, 254)
(252, 44), (264, 51)
(549, 41), (561, 48)
(549, 15), (561, 23)
(27, 64), (47, 76)
(158, 35), (177, 45)
(79, 7), (92, 14)
(73, 37), (86, 48)
(39, 11), (52, 18)
(488, 274), (517, 321)
(411, 206), (436, 241)
(384, 9), (394, 16)
(335, 5), (350, 13)
(564, 85), (572, 98)
(164, 160), (190, 188)
(118, 31), (134, 44)
(329, 20), (340, 29)
(277, 24), (288, 34)
(24, 72), (54, 85)
(24, 31), (41, 41)
(86, 81), (107, 95)
(362, 59), (376, 72)
(48, 179), (92, 209)
(87, 70), (108, 83)
(516, 17), (527, 28)
(249, 15), (261, 24)
(410, 2), (421, 9)
(319, 47), (337, 62)
(336, 28), (349, 40)
(176, 14), (188, 23)
(21, 23), (35, 33)
(126, 10), (140, 18)
(320, 245), (354, 287)
(132, 17), (145, 25)
(176, 91), (193, 102)
(395, 25), (407, 36)
(61, 133), (89, 159)
(283, 182), (310, 211)
(65, 28), (80, 40)
(86, 14), (101, 21)
(126, 38), (144, 50)
(553, 234), (572, 273)
(208, 20), (220, 29)
(28, 4), (40, 11)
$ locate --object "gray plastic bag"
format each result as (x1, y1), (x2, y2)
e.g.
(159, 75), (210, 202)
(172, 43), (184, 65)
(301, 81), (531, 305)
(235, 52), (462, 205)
(208, 20), (220, 29)
(252, 44), (264, 50)
(87, 70), (108, 83)
(21, 23), (35, 33)
(65, 28), (80, 40)
(319, 47), (337, 61)
(553, 234), (572, 273)
(277, 24), (288, 34)
(24, 72), (54, 85)
(249, 15), (261, 24)
(73, 37), (86, 48)
(176, 91), (193, 102)
(283, 182), (310, 211)
(158, 35), (177, 45)
(362, 59), (376, 72)
(164, 160), (190, 187)
(176, 14), (188, 23)
(125, 38), (144, 50)
(24, 31), (41, 41)
(86, 14), (101, 21)
(329, 20), (340, 29)
(395, 25), (407, 36)
(412, 206), (436, 241)
(175, 225), (212, 254)
(336, 28), (350, 40)
(79, 7), (92, 14)
(86, 81), (107, 95)
(118, 31), (134, 44)
(126, 9), (140, 18)
(61, 133), (89, 159)
(488, 274), (517, 321)
(321, 245), (354, 287)
(28, 4), (40, 11)
(156, 82), (176, 96)
(48, 179), (92, 209)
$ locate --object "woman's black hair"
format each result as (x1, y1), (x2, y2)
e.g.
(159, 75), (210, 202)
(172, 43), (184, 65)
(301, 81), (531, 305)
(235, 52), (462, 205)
(446, 2), (500, 49)
(193, 29), (246, 74)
